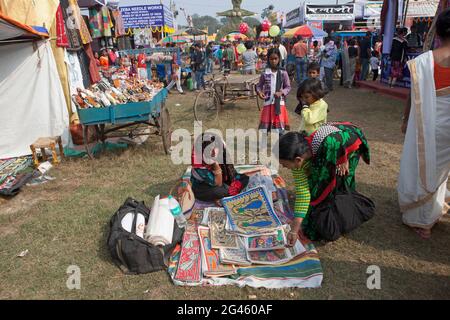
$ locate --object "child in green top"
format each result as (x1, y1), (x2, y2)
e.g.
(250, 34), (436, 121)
(297, 78), (328, 135)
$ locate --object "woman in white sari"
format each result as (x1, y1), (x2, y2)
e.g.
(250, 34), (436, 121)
(398, 8), (450, 239)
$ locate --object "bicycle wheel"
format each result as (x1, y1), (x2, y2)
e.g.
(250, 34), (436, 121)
(194, 90), (220, 126)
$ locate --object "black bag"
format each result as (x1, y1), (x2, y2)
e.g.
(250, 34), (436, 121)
(310, 178), (375, 241)
(0, 172), (34, 197)
(107, 198), (184, 275)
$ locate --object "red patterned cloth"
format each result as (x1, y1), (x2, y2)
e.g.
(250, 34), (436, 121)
(56, 5), (69, 48)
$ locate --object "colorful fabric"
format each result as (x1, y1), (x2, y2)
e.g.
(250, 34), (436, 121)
(88, 7), (103, 39)
(292, 162), (311, 219)
(300, 99), (328, 135)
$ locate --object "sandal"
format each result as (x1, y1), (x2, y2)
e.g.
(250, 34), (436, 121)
(413, 227), (431, 240)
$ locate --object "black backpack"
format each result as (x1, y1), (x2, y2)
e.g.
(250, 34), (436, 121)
(107, 198), (184, 275)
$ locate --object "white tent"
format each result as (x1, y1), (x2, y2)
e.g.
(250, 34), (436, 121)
(0, 14), (69, 159)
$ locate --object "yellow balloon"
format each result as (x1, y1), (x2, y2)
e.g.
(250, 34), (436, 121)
(269, 25), (280, 37)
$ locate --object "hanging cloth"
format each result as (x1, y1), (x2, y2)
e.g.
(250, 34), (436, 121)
(84, 43), (101, 84)
(56, 4), (69, 48)
(111, 9), (126, 37)
(77, 49), (93, 88)
(101, 6), (113, 37)
(89, 6), (103, 39)
(68, 0), (92, 44)
(60, 0), (83, 51)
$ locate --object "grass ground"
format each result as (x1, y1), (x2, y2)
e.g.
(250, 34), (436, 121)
(0, 81), (449, 300)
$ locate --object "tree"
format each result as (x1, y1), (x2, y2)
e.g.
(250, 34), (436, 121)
(220, 17), (229, 25)
(191, 15), (221, 35)
(243, 17), (260, 29)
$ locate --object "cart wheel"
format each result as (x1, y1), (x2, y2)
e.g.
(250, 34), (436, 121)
(255, 84), (262, 111)
(160, 105), (172, 155)
(82, 125), (99, 160)
(194, 90), (220, 128)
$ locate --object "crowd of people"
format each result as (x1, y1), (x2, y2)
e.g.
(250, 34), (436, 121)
(186, 9), (450, 242)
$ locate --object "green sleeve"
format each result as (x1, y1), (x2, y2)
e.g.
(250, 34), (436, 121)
(292, 167), (311, 218)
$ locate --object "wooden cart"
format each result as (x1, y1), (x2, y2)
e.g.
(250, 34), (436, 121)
(76, 89), (171, 159)
(194, 73), (262, 124)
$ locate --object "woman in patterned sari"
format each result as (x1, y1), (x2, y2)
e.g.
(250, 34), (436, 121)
(278, 122), (371, 242)
(398, 8), (450, 239)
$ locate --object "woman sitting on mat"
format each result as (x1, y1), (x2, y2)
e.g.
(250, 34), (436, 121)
(277, 122), (371, 244)
(191, 133), (249, 203)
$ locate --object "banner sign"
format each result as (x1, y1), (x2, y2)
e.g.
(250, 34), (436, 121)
(285, 7), (302, 28)
(121, 5), (167, 29)
(164, 5), (174, 28)
(364, 1), (383, 19)
(305, 4), (355, 21)
(406, 0), (439, 18)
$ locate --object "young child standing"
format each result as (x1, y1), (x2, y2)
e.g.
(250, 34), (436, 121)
(370, 51), (380, 81)
(296, 63), (328, 115)
(256, 48), (292, 134)
(297, 78), (328, 135)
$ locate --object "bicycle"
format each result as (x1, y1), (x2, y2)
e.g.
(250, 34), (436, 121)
(193, 72), (228, 126)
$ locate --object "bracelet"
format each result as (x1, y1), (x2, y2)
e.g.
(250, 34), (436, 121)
(288, 231), (298, 235)
(213, 170), (222, 175)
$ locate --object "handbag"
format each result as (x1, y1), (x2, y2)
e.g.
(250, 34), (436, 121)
(310, 177), (375, 241)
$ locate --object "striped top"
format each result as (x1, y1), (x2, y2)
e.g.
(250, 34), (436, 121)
(292, 162), (311, 218)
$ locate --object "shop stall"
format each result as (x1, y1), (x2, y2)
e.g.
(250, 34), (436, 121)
(380, 0), (440, 88)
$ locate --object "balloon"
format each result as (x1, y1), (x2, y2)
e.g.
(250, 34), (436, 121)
(239, 22), (249, 34)
(237, 43), (246, 54)
(269, 25), (280, 37)
(261, 20), (271, 32)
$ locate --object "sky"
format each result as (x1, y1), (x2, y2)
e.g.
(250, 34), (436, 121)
(118, 0), (346, 25)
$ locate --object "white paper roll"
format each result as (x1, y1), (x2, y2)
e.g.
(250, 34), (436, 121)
(144, 195), (175, 246)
